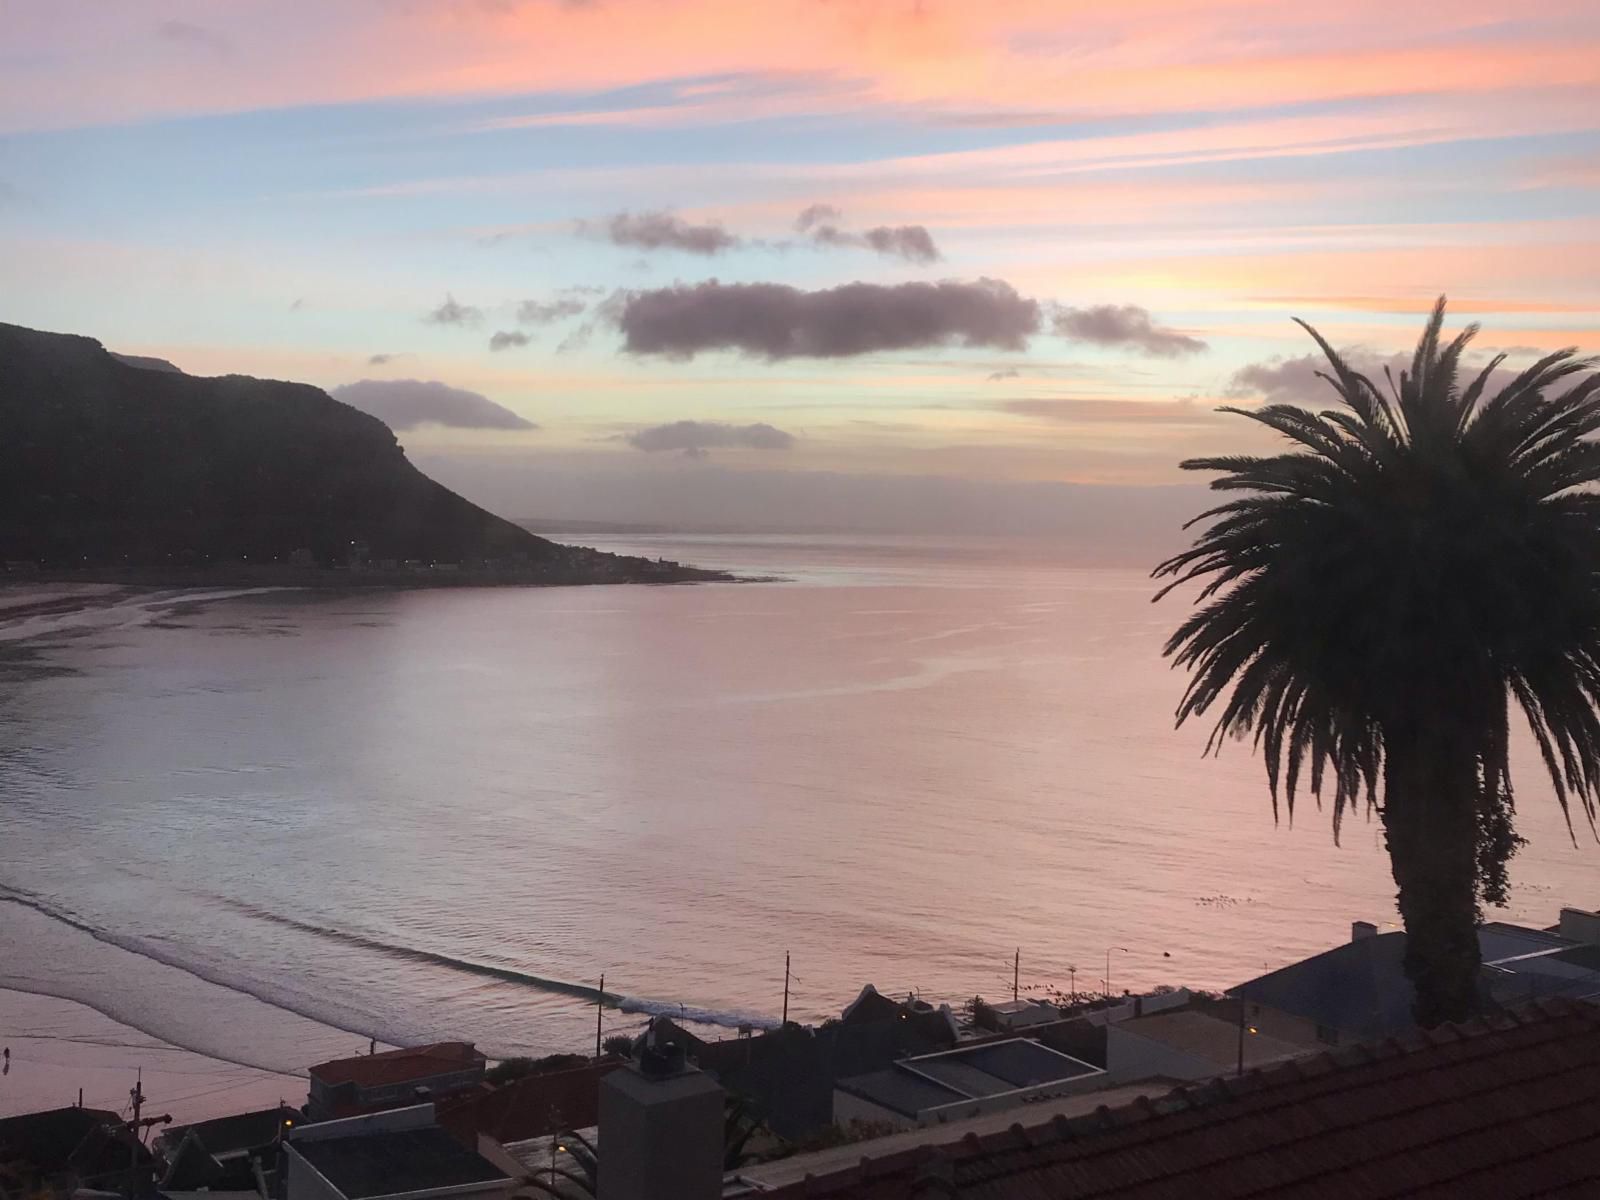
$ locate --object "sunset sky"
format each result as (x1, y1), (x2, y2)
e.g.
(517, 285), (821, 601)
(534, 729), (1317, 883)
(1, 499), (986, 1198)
(6, 0), (1600, 532)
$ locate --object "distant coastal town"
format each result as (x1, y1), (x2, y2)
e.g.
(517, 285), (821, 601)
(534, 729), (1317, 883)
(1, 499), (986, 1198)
(6, 899), (1600, 1198)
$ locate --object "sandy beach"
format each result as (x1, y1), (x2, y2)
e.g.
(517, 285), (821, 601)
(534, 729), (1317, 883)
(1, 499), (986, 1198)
(0, 988), (307, 1124)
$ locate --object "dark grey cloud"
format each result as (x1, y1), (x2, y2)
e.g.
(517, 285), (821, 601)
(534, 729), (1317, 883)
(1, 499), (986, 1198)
(626, 420), (796, 456)
(796, 206), (941, 263)
(156, 19), (232, 54)
(617, 278), (1039, 360)
(332, 379), (536, 431)
(987, 368), (1021, 382)
(1001, 398), (1221, 425)
(583, 210), (740, 255)
(1227, 349), (1404, 406)
(489, 330), (532, 352)
(516, 297), (588, 325)
(424, 294), (484, 327)
(289, 297), (306, 312)
(367, 353), (397, 365)
(1052, 305), (1207, 357)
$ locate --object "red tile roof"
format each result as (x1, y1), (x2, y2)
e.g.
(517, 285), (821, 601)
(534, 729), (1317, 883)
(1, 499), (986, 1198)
(436, 1059), (619, 1145)
(763, 998), (1600, 1199)
(309, 1041), (484, 1089)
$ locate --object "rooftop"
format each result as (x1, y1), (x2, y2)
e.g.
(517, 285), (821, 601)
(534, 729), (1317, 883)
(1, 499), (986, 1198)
(761, 997), (1600, 1198)
(309, 1041), (484, 1089)
(837, 1039), (1102, 1120)
(288, 1126), (509, 1199)
(1112, 1007), (1320, 1071)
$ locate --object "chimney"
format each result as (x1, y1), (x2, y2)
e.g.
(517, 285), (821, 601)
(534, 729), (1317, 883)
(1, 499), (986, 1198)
(1351, 921), (1378, 941)
(598, 1042), (725, 1200)
(1559, 907), (1600, 945)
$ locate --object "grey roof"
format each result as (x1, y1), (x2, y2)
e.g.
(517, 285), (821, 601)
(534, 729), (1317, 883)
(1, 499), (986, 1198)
(837, 1039), (1101, 1119)
(290, 1127), (509, 1198)
(1232, 923), (1597, 1039)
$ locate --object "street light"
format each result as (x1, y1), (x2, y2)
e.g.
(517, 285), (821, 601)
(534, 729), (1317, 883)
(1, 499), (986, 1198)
(1105, 946), (1129, 999)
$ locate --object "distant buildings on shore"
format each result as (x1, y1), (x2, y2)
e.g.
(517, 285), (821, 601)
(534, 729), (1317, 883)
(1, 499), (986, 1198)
(10, 901), (1600, 1198)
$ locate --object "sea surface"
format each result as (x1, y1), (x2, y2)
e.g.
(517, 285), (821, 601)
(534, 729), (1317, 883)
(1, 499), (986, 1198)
(1, 535), (1596, 1083)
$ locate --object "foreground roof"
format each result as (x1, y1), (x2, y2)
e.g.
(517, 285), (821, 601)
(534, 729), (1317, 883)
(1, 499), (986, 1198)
(308, 1041), (483, 1088)
(761, 998), (1600, 1198)
(289, 1126), (509, 1198)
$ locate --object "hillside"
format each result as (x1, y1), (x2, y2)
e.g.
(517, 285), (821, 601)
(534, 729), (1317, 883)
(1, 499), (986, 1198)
(0, 322), (721, 584)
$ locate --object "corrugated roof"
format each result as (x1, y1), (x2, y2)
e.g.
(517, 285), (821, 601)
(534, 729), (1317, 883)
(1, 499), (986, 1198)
(435, 1058), (619, 1144)
(761, 998), (1600, 1198)
(308, 1041), (483, 1089)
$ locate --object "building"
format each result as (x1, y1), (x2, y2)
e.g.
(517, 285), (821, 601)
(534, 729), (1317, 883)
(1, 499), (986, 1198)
(155, 1104), (300, 1191)
(306, 1041), (487, 1121)
(282, 1104), (512, 1200)
(1233, 915), (1600, 1040)
(0, 1106), (152, 1195)
(834, 1038), (1105, 1129)
(436, 1057), (620, 1146)
(753, 997), (1600, 1198)
(976, 999), (1062, 1031)
(1104, 1001), (1324, 1083)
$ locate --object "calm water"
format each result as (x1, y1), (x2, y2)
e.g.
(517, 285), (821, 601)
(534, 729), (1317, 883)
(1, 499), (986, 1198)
(1, 535), (1595, 1078)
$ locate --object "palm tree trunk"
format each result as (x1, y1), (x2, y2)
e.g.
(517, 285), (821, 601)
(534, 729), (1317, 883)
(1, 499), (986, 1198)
(1381, 729), (1482, 1028)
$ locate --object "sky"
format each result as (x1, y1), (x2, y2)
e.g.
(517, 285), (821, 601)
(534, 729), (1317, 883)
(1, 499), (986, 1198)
(4, 0), (1600, 537)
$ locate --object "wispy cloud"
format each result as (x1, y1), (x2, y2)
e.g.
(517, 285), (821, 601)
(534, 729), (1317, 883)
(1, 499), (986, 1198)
(424, 294), (484, 326)
(626, 420), (796, 456)
(581, 210), (740, 255)
(616, 278), (1040, 360)
(489, 330), (532, 351)
(795, 204), (941, 263)
(1051, 305), (1208, 357)
(155, 19), (231, 56)
(516, 297), (588, 325)
(1000, 398), (1222, 425)
(332, 379), (536, 431)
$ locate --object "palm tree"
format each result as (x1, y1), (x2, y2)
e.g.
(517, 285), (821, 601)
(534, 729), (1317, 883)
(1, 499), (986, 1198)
(1155, 298), (1600, 1027)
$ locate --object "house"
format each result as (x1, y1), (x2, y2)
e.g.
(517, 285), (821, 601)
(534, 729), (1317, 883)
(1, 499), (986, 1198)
(154, 1104), (300, 1191)
(282, 1104), (512, 1200)
(976, 998), (1062, 1031)
(435, 1057), (620, 1145)
(1232, 915), (1600, 1040)
(0, 1106), (152, 1195)
(1104, 1000), (1324, 1083)
(753, 997), (1600, 1198)
(833, 1037), (1105, 1129)
(306, 1041), (487, 1121)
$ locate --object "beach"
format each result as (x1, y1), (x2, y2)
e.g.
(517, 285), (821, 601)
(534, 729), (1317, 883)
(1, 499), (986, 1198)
(0, 988), (306, 1124)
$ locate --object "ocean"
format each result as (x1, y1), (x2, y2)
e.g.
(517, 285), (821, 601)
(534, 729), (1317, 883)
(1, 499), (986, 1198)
(1, 535), (1594, 1080)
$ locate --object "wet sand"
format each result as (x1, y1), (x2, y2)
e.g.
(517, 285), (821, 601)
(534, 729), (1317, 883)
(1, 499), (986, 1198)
(0, 988), (307, 1124)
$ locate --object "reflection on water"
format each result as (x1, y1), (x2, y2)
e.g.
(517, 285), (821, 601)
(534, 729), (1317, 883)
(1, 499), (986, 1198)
(0, 536), (1592, 1072)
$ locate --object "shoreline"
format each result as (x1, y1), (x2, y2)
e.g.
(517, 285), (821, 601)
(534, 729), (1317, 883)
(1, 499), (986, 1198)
(0, 987), (312, 1124)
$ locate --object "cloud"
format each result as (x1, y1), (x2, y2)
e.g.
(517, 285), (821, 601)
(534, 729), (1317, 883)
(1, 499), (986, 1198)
(332, 379), (536, 431)
(582, 210), (740, 255)
(796, 205), (941, 263)
(1052, 305), (1208, 357)
(155, 20), (231, 55)
(1000, 398), (1222, 425)
(616, 278), (1039, 360)
(289, 297), (306, 312)
(626, 420), (796, 456)
(424, 294), (484, 326)
(516, 297), (588, 325)
(489, 330), (532, 351)
(367, 353), (397, 365)
(1227, 349), (1405, 406)
(987, 368), (1021, 381)
(795, 204), (844, 232)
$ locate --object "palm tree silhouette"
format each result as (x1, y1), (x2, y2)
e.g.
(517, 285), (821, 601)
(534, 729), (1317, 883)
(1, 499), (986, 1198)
(1156, 298), (1600, 1027)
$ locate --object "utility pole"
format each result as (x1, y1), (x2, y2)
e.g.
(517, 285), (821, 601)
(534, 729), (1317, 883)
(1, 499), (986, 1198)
(782, 952), (790, 1026)
(1067, 966), (1077, 1003)
(126, 1070), (143, 1200)
(596, 973), (605, 1058)
(1105, 946), (1129, 1000)
(1013, 949), (1020, 1003)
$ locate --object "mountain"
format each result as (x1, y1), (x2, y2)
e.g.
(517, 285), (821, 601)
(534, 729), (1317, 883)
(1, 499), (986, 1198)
(0, 322), (721, 583)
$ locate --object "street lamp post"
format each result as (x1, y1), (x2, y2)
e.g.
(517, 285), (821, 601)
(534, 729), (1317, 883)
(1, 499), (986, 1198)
(1105, 946), (1129, 1000)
